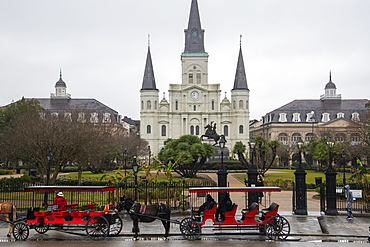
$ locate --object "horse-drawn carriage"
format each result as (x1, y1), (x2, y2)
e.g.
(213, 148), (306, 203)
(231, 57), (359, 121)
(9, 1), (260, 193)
(179, 187), (290, 240)
(10, 186), (123, 241)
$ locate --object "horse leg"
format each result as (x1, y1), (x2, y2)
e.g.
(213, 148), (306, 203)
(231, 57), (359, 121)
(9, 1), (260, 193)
(5, 214), (11, 238)
(132, 219), (139, 240)
(161, 219), (170, 240)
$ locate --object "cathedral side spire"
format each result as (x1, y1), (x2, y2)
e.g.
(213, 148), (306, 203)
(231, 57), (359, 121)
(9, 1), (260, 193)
(141, 39), (157, 90)
(232, 44), (248, 90)
(184, 0), (205, 53)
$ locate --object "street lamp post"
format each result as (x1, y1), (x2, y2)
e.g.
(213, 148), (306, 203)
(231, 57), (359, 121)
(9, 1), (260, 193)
(217, 135), (228, 203)
(247, 138), (258, 207)
(132, 157), (139, 201)
(44, 148), (53, 205)
(123, 149), (128, 177)
(325, 137), (338, 215)
(294, 137), (307, 215)
(148, 146), (151, 168)
(342, 150), (346, 185)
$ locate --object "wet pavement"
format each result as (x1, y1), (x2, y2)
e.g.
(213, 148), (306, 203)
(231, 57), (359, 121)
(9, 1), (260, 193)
(1, 211), (369, 243)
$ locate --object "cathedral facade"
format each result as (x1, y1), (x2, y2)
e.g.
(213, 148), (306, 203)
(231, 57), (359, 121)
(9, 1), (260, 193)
(140, 0), (250, 154)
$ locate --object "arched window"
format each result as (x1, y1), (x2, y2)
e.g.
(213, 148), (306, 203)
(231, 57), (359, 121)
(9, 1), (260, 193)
(305, 133), (314, 142)
(196, 125), (200, 135)
(211, 100), (215, 110)
(239, 125), (243, 134)
(175, 100), (178, 110)
(147, 125), (151, 134)
(335, 133), (345, 143)
(196, 72), (201, 84)
(141, 101), (144, 110)
(224, 125), (229, 136)
(154, 101), (157, 110)
(350, 134), (360, 145)
(233, 101), (236, 109)
(194, 105), (196, 111)
(291, 133), (302, 145)
(161, 125), (166, 136)
(146, 100), (151, 110)
(239, 100), (243, 109)
(278, 133), (289, 145)
(192, 28), (198, 43)
(188, 73), (193, 84)
(190, 125), (194, 135)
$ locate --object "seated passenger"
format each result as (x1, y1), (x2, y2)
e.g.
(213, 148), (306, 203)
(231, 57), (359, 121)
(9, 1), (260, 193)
(198, 194), (216, 215)
(215, 193), (233, 221)
(54, 192), (67, 211)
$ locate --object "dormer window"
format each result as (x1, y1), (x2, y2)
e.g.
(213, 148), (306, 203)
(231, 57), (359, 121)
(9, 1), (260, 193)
(90, 113), (99, 123)
(351, 112), (360, 122)
(77, 113), (86, 123)
(64, 112), (72, 122)
(322, 113), (330, 122)
(278, 113), (287, 122)
(292, 113), (301, 122)
(103, 113), (111, 123)
(306, 112), (315, 122)
(336, 112), (345, 118)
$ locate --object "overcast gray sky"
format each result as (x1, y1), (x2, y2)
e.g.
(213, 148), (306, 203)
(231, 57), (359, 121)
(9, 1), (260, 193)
(1, 0), (369, 120)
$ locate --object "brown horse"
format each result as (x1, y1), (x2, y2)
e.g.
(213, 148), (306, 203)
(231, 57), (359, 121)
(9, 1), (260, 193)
(116, 197), (171, 240)
(0, 202), (17, 237)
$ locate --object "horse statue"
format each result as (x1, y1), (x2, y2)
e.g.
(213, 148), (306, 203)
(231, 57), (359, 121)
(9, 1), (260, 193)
(116, 196), (171, 240)
(200, 122), (220, 146)
(0, 202), (16, 238)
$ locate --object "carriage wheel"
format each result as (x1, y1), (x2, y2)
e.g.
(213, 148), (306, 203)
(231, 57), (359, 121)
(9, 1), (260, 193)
(180, 217), (201, 241)
(35, 224), (49, 234)
(265, 215), (290, 240)
(85, 215), (109, 240)
(109, 215), (123, 236)
(13, 222), (29, 241)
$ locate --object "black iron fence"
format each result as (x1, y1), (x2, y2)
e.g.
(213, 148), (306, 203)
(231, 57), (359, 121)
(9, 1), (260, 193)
(0, 180), (216, 212)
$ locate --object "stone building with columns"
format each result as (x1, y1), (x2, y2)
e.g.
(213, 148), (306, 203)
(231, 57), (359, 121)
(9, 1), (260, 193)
(140, 0), (250, 154)
(251, 73), (368, 152)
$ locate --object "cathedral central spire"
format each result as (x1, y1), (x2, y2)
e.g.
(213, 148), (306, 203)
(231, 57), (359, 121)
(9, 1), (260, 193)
(184, 0), (205, 53)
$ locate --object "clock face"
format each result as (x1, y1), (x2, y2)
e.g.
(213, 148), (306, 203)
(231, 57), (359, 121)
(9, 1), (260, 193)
(190, 91), (199, 99)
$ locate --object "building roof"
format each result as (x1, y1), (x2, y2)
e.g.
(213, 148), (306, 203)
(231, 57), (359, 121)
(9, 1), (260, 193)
(324, 71), (336, 89)
(232, 45), (248, 90)
(141, 45), (157, 90)
(184, 0), (205, 53)
(33, 98), (118, 114)
(264, 99), (368, 123)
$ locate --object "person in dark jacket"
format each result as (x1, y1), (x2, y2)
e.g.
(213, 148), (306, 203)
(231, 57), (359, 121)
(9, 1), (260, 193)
(344, 185), (354, 220)
(198, 194), (216, 215)
(215, 193), (233, 221)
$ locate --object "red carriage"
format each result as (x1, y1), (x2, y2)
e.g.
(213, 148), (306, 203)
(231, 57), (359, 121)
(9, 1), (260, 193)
(12, 186), (122, 241)
(179, 186), (291, 240)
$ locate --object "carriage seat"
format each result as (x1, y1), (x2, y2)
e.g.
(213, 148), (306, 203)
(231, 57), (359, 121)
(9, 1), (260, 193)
(261, 202), (279, 219)
(224, 203), (238, 217)
(201, 203), (218, 222)
(240, 202), (259, 221)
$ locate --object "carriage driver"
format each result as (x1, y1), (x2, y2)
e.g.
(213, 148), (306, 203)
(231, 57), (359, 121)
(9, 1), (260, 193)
(54, 192), (67, 211)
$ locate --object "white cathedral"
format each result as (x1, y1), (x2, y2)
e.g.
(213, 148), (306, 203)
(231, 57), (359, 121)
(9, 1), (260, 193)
(140, 0), (250, 154)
